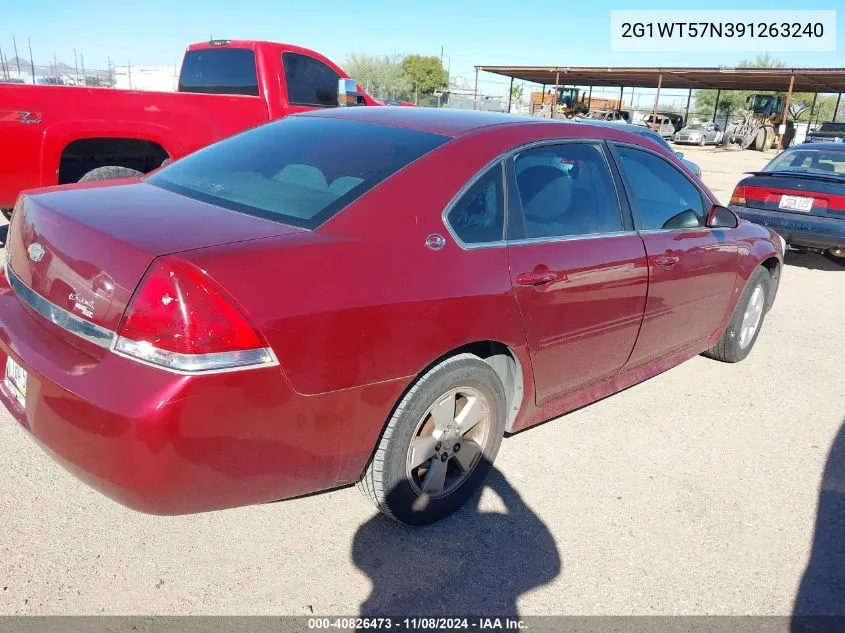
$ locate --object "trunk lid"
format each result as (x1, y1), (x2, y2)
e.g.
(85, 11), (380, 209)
(6, 180), (303, 344)
(735, 174), (845, 220)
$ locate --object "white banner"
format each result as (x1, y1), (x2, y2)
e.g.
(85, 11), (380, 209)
(610, 10), (836, 52)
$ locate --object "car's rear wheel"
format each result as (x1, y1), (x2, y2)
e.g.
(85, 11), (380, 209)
(704, 266), (771, 363)
(78, 166), (144, 183)
(358, 353), (507, 526)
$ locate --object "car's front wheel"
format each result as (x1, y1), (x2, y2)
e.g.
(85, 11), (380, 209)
(704, 266), (772, 363)
(358, 353), (507, 525)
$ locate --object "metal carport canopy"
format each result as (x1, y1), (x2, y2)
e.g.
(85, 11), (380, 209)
(476, 66), (845, 92)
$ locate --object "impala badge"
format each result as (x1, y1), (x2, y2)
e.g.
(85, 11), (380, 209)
(69, 292), (96, 319)
(27, 242), (45, 263)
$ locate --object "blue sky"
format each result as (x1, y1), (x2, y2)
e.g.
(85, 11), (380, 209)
(3, 0), (844, 99)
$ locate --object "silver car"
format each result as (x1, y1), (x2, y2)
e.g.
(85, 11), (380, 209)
(674, 122), (722, 146)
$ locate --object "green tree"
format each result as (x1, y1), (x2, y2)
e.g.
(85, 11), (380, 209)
(401, 54), (448, 101)
(693, 54), (827, 122)
(510, 82), (524, 104)
(344, 52), (411, 102)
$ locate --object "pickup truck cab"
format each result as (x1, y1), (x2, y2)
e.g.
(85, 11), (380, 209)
(0, 39), (381, 217)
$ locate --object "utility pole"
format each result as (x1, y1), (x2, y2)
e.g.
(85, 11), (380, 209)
(128, 58), (132, 90)
(74, 48), (79, 84)
(53, 52), (58, 81)
(12, 36), (21, 74)
(80, 50), (85, 84)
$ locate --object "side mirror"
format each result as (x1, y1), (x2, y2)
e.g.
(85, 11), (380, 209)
(706, 204), (739, 229)
(675, 151), (685, 159)
(337, 78), (365, 107)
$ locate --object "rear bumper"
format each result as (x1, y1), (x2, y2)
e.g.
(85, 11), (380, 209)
(730, 205), (845, 250)
(0, 273), (405, 515)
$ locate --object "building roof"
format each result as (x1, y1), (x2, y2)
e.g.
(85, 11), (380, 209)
(476, 66), (845, 93)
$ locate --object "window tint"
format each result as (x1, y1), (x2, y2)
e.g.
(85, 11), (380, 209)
(614, 146), (706, 230)
(513, 143), (622, 239)
(178, 49), (259, 96)
(447, 165), (504, 244)
(147, 117), (449, 229)
(283, 52), (341, 106)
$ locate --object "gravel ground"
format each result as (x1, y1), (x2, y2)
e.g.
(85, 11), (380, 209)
(0, 146), (843, 617)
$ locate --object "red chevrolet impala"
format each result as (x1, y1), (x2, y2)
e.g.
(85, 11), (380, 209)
(0, 107), (783, 525)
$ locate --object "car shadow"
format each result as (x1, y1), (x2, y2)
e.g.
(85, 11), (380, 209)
(792, 419), (845, 631)
(351, 465), (561, 617)
(784, 251), (844, 271)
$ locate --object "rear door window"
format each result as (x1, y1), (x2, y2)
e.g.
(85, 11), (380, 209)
(283, 52), (341, 107)
(511, 143), (623, 239)
(178, 48), (259, 96)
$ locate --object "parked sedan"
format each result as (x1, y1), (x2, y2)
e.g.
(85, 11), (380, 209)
(729, 142), (845, 258)
(0, 108), (783, 526)
(674, 122), (722, 146)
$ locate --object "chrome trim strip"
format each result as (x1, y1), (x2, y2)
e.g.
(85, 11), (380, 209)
(112, 337), (279, 375)
(7, 264), (116, 348)
(507, 230), (638, 247)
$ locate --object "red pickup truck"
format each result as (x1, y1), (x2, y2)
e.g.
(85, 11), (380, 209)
(0, 39), (384, 218)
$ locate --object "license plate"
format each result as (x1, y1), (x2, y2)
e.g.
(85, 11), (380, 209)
(778, 195), (814, 212)
(4, 356), (27, 408)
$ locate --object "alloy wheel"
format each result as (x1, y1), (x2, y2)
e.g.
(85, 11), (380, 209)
(405, 386), (491, 499)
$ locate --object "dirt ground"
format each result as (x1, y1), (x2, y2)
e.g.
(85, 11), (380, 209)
(1, 145), (843, 618)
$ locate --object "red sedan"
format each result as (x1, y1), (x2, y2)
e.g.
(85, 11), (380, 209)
(0, 107), (783, 525)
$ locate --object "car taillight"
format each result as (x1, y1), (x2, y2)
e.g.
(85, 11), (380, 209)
(114, 256), (275, 373)
(730, 185), (746, 205)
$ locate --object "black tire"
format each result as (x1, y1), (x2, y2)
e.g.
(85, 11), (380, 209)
(358, 353), (507, 526)
(78, 166), (144, 183)
(703, 266), (772, 363)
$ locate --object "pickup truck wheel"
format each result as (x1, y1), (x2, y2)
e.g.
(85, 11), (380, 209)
(78, 166), (144, 183)
(358, 353), (506, 526)
(703, 266), (771, 363)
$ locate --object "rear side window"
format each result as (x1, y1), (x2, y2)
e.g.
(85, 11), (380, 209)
(283, 52), (340, 107)
(512, 143), (622, 239)
(614, 145), (706, 230)
(147, 116), (449, 229)
(447, 165), (505, 244)
(178, 49), (259, 96)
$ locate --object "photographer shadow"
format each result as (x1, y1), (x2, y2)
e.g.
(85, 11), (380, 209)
(351, 466), (561, 617)
(792, 419), (845, 632)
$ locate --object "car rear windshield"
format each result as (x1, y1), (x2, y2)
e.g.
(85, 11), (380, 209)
(178, 48), (259, 96)
(146, 116), (450, 229)
(765, 148), (845, 176)
(817, 122), (845, 134)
